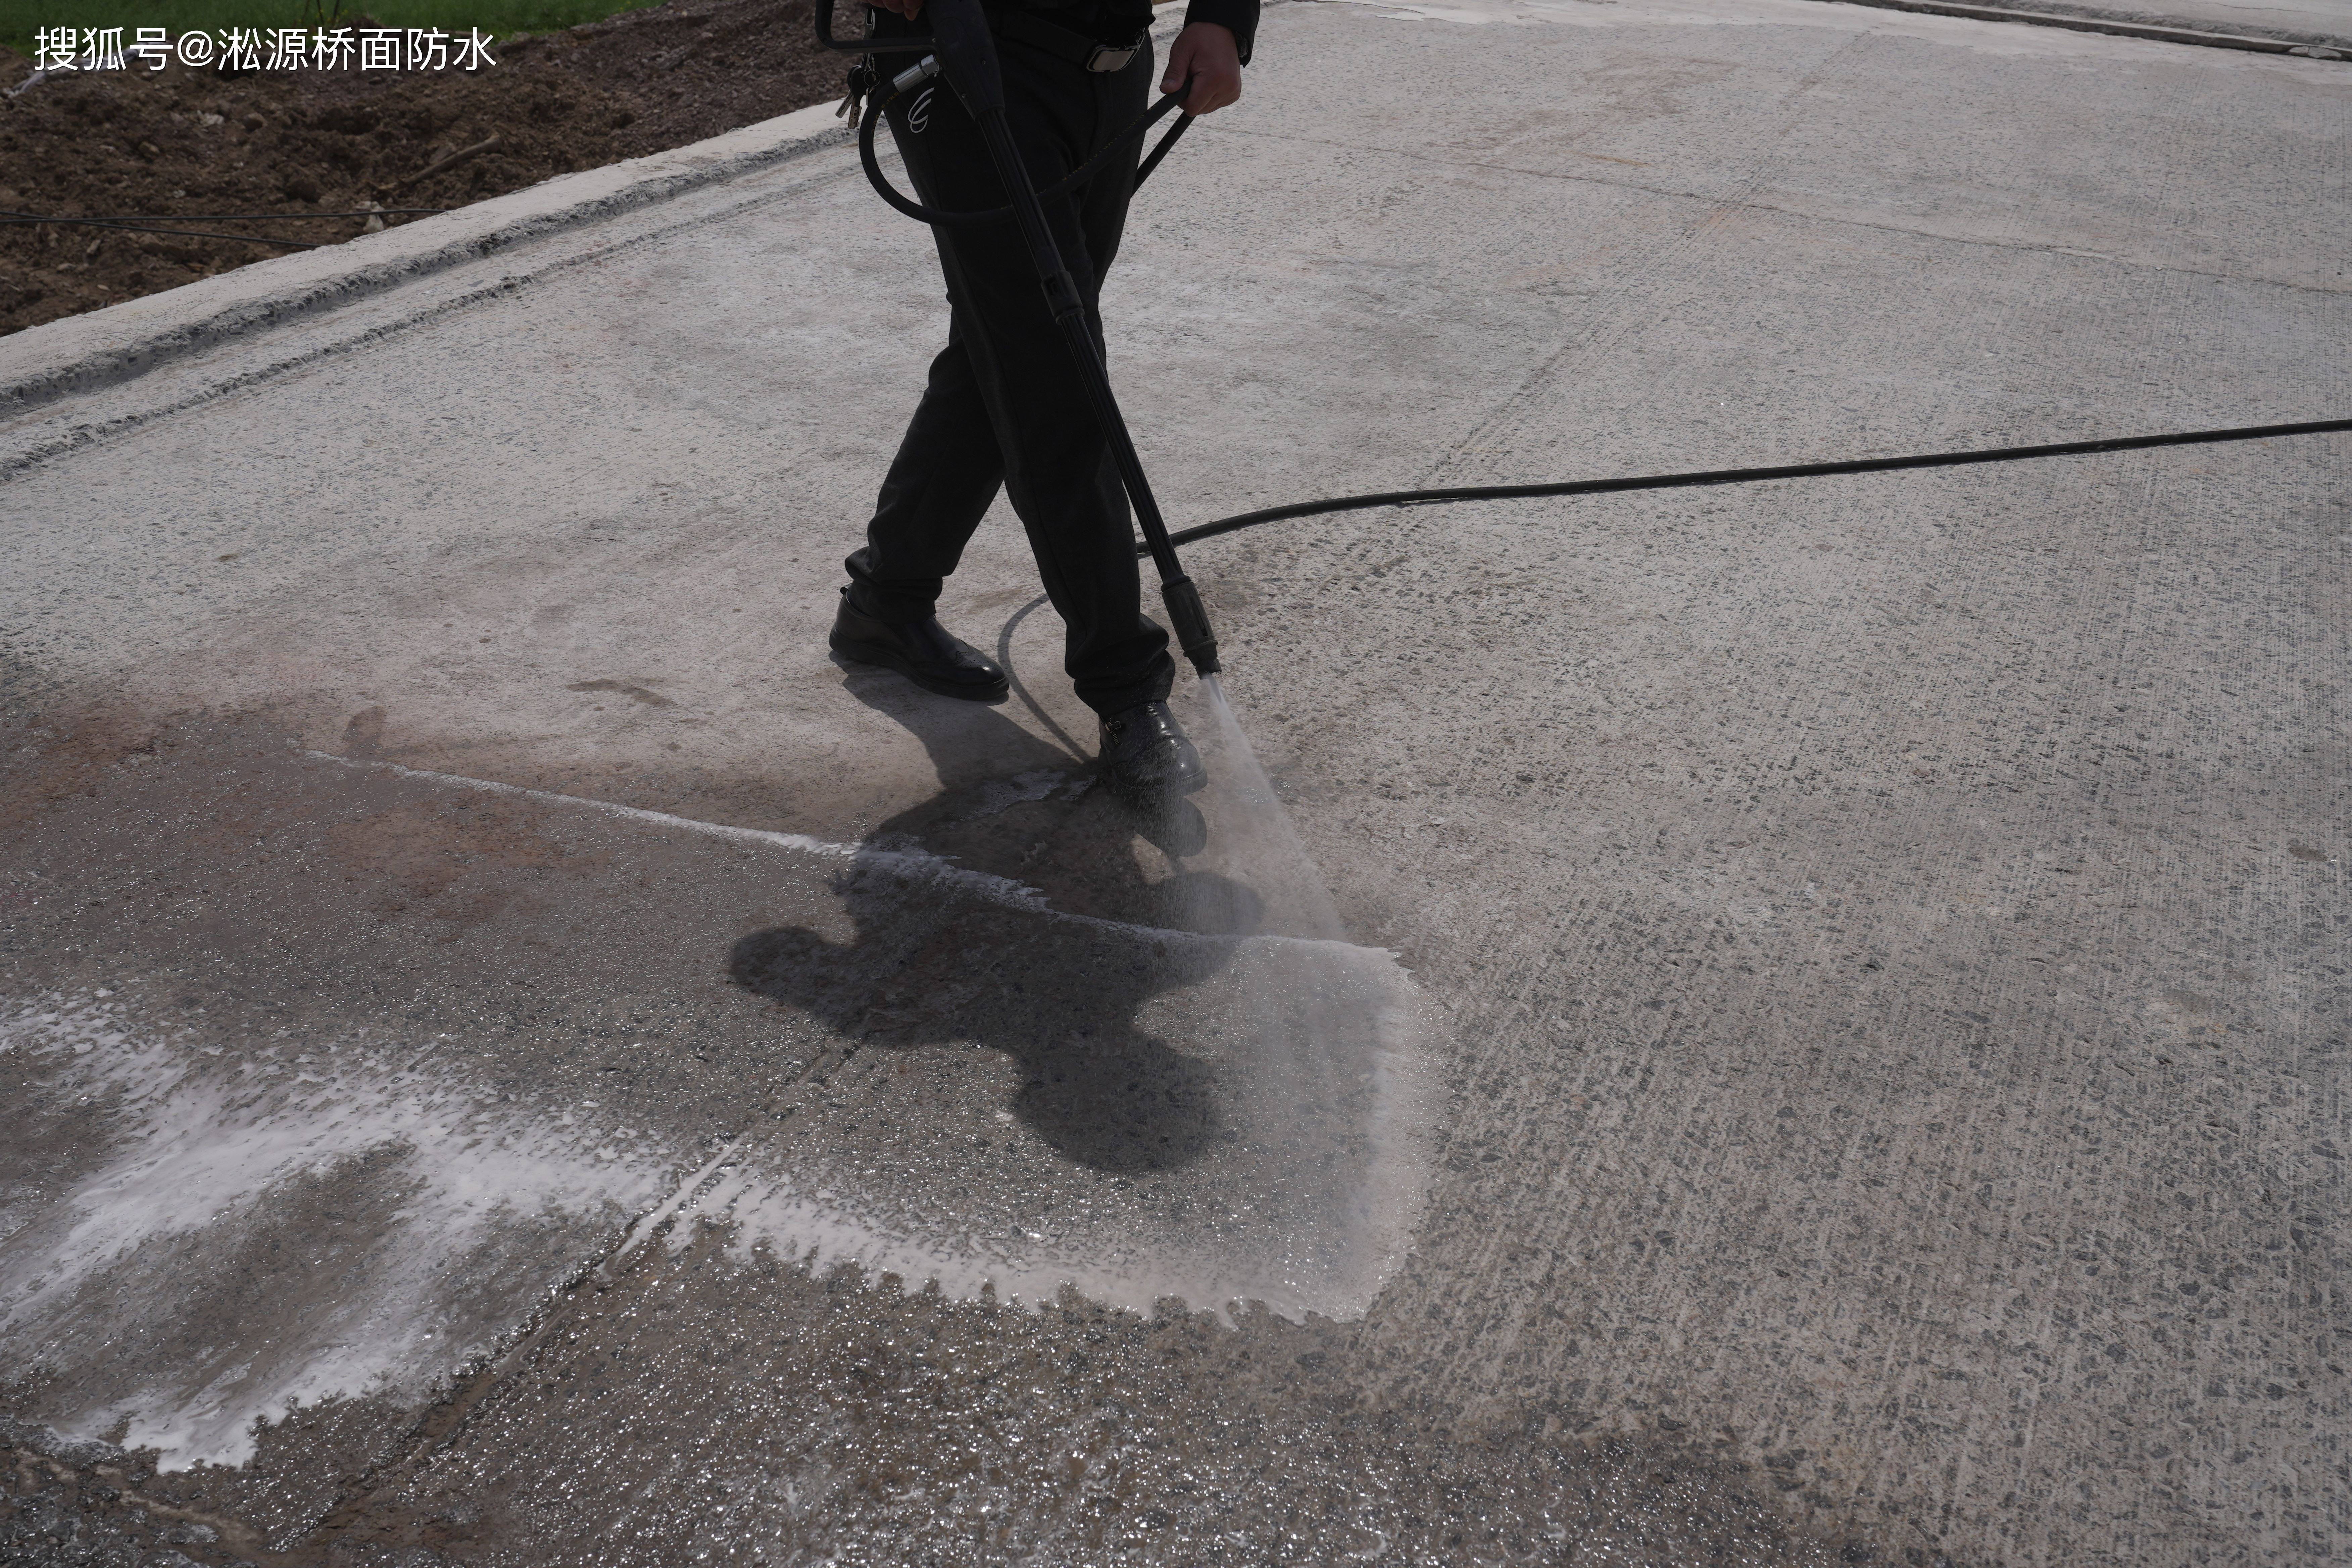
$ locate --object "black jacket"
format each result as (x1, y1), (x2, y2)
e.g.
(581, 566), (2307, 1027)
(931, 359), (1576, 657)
(1043, 0), (1259, 62)
(1180, 0), (1258, 60)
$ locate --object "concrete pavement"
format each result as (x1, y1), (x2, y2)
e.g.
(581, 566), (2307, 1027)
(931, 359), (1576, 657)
(2, 0), (2346, 1562)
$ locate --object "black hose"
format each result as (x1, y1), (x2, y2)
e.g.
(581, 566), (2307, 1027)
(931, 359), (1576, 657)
(1132, 111), (1193, 190)
(859, 81), (1189, 225)
(1154, 415), (2352, 551)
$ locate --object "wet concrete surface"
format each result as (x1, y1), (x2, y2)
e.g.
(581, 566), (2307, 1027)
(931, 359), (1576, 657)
(3, 0), (2349, 1561)
(0, 707), (1819, 1566)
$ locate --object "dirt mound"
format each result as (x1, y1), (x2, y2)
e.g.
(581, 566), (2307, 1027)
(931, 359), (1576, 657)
(0, 0), (856, 338)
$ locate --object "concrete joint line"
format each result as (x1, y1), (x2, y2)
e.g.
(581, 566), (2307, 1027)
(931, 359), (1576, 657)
(592, 1137), (751, 1286)
(1803, 0), (2350, 55)
(304, 1139), (753, 1552)
(0, 102), (853, 426)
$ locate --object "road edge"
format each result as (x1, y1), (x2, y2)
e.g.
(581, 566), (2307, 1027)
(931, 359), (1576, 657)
(0, 98), (850, 422)
(1806, 0), (2349, 54)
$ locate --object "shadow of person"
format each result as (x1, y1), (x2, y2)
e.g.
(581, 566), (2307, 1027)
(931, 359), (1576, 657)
(728, 664), (1261, 1174)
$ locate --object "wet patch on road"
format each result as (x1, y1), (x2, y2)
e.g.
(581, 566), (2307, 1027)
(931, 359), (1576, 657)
(293, 1227), (1891, 1567)
(0, 706), (1433, 1509)
(0, 701), (1904, 1564)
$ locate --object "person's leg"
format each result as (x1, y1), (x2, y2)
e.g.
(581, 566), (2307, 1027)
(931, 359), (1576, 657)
(882, 40), (1175, 718)
(832, 137), (1013, 704)
(843, 312), (1003, 625)
(1045, 43), (1170, 716)
(1076, 49), (1145, 299)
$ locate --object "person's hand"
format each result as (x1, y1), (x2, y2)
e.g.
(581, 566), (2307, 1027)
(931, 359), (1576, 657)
(1161, 22), (1240, 116)
(871, 0), (922, 18)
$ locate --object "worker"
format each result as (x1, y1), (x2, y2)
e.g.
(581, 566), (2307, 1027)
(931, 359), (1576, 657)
(828, 0), (1254, 803)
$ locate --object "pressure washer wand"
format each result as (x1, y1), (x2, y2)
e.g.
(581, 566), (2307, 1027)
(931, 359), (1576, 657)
(917, 0), (1222, 678)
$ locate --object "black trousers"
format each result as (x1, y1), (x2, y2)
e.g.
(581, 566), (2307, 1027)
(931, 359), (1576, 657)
(843, 23), (1174, 719)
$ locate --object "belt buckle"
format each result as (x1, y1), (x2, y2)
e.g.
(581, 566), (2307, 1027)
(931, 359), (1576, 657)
(1084, 32), (1140, 70)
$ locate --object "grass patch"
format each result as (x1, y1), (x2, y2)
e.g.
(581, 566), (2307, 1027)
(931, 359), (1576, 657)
(0, 0), (666, 62)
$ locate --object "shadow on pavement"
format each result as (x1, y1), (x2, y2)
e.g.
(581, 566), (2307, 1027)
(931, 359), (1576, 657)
(728, 665), (1262, 1174)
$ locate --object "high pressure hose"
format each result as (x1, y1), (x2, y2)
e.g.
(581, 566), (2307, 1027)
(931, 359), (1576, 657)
(858, 70), (1193, 226)
(1158, 415), (2352, 550)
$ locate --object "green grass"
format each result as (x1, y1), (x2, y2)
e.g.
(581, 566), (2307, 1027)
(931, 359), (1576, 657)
(0, 0), (665, 63)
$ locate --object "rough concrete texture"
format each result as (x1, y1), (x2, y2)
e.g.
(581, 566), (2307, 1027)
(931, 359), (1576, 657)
(1, 0), (2346, 1563)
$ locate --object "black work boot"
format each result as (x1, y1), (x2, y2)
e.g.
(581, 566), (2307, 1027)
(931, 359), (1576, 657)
(829, 589), (1008, 702)
(1097, 700), (1206, 802)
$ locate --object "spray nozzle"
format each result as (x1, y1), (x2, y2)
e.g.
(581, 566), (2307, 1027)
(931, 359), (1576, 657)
(1161, 575), (1222, 678)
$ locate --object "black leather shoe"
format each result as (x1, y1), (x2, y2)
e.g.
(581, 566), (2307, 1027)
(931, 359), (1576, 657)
(829, 590), (1008, 702)
(1097, 700), (1206, 801)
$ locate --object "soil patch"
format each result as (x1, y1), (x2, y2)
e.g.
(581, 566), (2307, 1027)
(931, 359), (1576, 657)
(0, 0), (858, 337)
